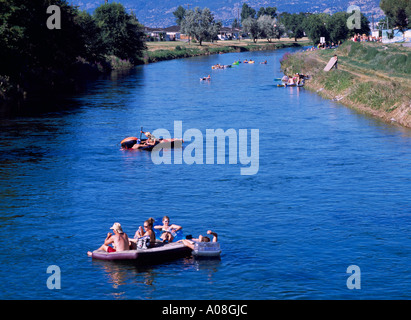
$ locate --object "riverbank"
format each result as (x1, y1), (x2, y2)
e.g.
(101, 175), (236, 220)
(143, 38), (308, 63)
(280, 41), (411, 128)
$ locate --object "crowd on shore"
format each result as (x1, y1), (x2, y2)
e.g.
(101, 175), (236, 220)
(302, 32), (383, 53)
(351, 33), (382, 42)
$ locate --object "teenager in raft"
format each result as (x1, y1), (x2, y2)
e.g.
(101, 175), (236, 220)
(178, 230), (218, 250)
(130, 217), (156, 249)
(87, 222), (130, 256)
(130, 131), (157, 149)
(154, 215), (182, 243)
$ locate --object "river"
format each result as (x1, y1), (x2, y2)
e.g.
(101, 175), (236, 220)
(1, 47), (410, 299)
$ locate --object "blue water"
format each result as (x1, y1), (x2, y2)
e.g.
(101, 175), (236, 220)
(1, 47), (411, 300)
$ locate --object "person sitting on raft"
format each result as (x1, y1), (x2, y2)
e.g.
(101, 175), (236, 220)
(130, 217), (156, 249)
(141, 131), (156, 146)
(87, 222), (129, 256)
(154, 216), (182, 243)
(178, 230), (218, 250)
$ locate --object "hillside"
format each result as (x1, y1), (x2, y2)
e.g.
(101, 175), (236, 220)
(71, 0), (384, 27)
(280, 42), (411, 128)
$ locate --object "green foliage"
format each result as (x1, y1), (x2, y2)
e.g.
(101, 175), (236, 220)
(0, 0), (84, 78)
(0, 0), (147, 102)
(280, 12), (307, 41)
(257, 15), (283, 42)
(173, 5), (186, 26)
(380, 0), (411, 32)
(94, 3), (146, 64)
(240, 3), (256, 22)
(303, 13), (329, 45)
(180, 7), (221, 46)
(242, 17), (259, 43)
(257, 7), (277, 19)
(302, 11), (370, 45)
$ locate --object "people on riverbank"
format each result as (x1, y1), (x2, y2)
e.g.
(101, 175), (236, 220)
(154, 216), (182, 243)
(351, 33), (381, 42)
(87, 222), (130, 256)
(332, 54), (338, 69)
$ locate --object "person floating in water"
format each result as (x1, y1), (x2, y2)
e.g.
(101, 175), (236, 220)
(178, 230), (218, 250)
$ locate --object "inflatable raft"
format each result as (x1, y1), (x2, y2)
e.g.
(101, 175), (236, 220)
(91, 241), (191, 263)
(121, 137), (183, 150)
(276, 83), (304, 87)
(192, 241), (221, 258)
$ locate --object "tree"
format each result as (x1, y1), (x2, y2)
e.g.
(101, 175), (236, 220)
(241, 3), (256, 22)
(75, 10), (105, 61)
(0, 0), (85, 84)
(280, 12), (307, 41)
(180, 7), (221, 46)
(303, 13), (329, 45)
(257, 15), (283, 42)
(272, 20), (285, 40)
(380, 0), (410, 35)
(327, 11), (370, 44)
(173, 5), (186, 26)
(257, 6), (277, 19)
(242, 17), (259, 42)
(94, 3), (146, 63)
(232, 18), (240, 29)
(327, 11), (349, 44)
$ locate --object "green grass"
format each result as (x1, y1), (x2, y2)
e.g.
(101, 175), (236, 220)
(343, 42), (411, 76)
(320, 69), (354, 93)
(349, 81), (399, 111)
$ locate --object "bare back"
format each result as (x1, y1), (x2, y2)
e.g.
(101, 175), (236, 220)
(113, 233), (130, 251)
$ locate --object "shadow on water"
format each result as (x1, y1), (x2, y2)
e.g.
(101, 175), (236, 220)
(0, 67), (144, 118)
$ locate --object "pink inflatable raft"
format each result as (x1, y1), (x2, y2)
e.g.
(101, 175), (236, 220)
(91, 241), (191, 263)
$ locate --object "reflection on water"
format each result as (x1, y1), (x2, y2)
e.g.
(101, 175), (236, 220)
(92, 256), (221, 299)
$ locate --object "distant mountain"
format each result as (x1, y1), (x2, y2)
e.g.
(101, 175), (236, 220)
(70, 0), (384, 28)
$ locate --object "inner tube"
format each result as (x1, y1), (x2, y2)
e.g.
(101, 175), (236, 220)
(153, 217), (184, 242)
(121, 137), (139, 149)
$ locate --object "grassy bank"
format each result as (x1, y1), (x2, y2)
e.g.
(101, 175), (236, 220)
(280, 41), (411, 128)
(143, 38), (308, 63)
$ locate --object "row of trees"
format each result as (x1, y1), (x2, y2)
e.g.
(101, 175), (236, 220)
(173, 3), (371, 45)
(0, 1), (146, 101)
(240, 3), (371, 44)
(285, 12), (370, 45)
